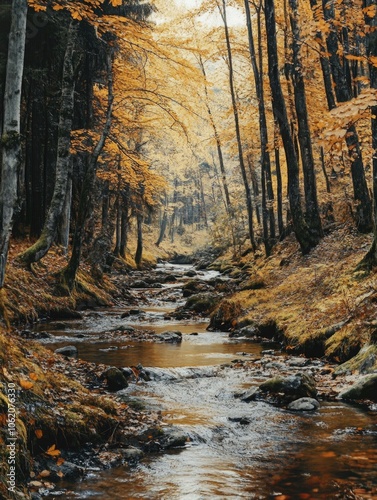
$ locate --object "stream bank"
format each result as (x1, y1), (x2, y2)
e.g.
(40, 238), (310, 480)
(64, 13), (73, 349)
(19, 261), (377, 499)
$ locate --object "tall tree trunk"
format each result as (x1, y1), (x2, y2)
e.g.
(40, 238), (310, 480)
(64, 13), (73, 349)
(218, 0), (256, 251)
(135, 203), (143, 269)
(62, 49), (114, 289)
(0, 0), (28, 288)
(156, 193), (168, 247)
(57, 176), (72, 254)
(323, 0), (372, 232)
(289, 0), (322, 244)
(358, 0), (377, 268)
(265, 0), (315, 254)
(244, 0), (275, 255)
(18, 21), (78, 264)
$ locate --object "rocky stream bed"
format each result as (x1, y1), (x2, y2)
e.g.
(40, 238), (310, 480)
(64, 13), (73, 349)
(22, 262), (377, 499)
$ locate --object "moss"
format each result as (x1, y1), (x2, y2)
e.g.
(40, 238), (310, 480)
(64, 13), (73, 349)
(208, 299), (243, 331)
(334, 345), (377, 376)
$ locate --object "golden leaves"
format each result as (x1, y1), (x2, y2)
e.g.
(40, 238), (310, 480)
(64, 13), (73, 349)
(35, 429), (43, 439)
(19, 379), (34, 390)
(45, 444), (61, 457)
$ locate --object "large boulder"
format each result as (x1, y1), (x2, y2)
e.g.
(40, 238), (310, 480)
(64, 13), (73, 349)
(259, 373), (317, 402)
(183, 293), (219, 314)
(287, 397), (320, 412)
(154, 331), (182, 343)
(55, 345), (78, 358)
(102, 367), (129, 391)
(339, 374), (377, 402)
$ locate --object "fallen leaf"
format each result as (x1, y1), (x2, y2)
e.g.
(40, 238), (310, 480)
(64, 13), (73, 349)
(35, 429), (43, 439)
(29, 372), (38, 381)
(19, 379), (34, 390)
(39, 470), (50, 478)
(46, 444), (61, 457)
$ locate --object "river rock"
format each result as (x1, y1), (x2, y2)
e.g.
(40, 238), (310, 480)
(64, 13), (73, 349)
(185, 270), (197, 277)
(184, 292), (220, 314)
(130, 280), (149, 288)
(182, 280), (208, 297)
(287, 397), (320, 411)
(161, 428), (189, 449)
(259, 373), (317, 402)
(154, 331), (182, 343)
(55, 345), (78, 358)
(116, 325), (135, 333)
(239, 387), (259, 403)
(339, 374), (377, 402)
(102, 367), (128, 391)
(121, 446), (144, 464)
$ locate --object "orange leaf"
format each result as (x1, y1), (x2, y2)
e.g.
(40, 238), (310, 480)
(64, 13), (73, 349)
(29, 373), (38, 381)
(39, 470), (50, 478)
(46, 444), (61, 457)
(19, 379), (34, 390)
(57, 471), (64, 478)
(56, 458), (65, 466)
(35, 429), (43, 439)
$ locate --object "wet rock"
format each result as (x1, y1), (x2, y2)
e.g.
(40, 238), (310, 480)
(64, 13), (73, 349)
(55, 345), (78, 358)
(184, 270), (197, 277)
(50, 461), (84, 481)
(161, 428), (189, 449)
(121, 311), (130, 318)
(230, 325), (260, 339)
(129, 309), (142, 315)
(287, 397), (320, 411)
(130, 280), (149, 288)
(287, 357), (309, 367)
(259, 373), (317, 402)
(339, 374), (377, 402)
(183, 293), (219, 314)
(239, 387), (259, 402)
(334, 345), (377, 376)
(228, 417), (251, 425)
(50, 322), (68, 330)
(102, 367), (128, 391)
(154, 331), (182, 343)
(182, 280), (208, 297)
(121, 446), (144, 464)
(112, 325), (135, 333)
(190, 332), (199, 336)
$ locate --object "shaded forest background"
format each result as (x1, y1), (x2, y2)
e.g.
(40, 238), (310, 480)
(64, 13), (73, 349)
(1, 0), (377, 313)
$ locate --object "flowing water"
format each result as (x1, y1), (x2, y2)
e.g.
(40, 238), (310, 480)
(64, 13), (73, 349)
(37, 263), (377, 499)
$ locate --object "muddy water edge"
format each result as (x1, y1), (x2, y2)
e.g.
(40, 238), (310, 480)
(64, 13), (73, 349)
(34, 263), (377, 499)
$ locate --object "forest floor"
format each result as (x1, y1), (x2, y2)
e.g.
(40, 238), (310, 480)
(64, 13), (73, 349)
(0, 224), (377, 498)
(209, 222), (377, 371)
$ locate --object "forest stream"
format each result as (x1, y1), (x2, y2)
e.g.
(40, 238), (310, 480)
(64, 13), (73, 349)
(34, 263), (377, 500)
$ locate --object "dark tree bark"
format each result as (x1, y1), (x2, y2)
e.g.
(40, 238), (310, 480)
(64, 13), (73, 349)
(62, 48), (114, 289)
(217, 0), (256, 251)
(156, 193), (168, 247)
(265, 0), (315, 254)
(0, 0), (28, 288)
(358, 0), (377, 268)
(244, 0), (275, 255)
(18, 21), (78, 264)
(322, 0), (372, 233)
(289, 0), (322, 244)
(135, 204), (143, 269)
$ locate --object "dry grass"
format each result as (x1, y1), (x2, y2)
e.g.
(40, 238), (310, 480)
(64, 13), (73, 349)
(216, 224), (377, 361)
